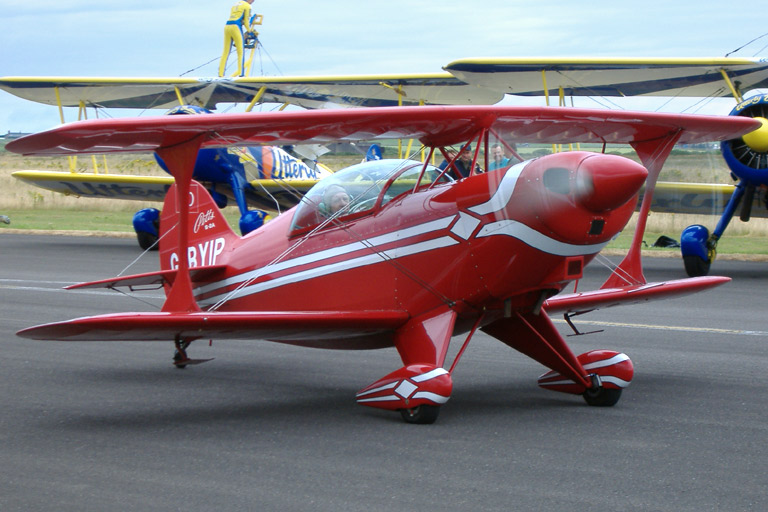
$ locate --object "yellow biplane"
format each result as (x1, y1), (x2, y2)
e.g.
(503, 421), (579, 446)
(3, 56), (768, 273)
(0, 74), (502, 248)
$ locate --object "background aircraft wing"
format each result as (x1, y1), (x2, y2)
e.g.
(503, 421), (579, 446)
(644, 181), (768, 217)
(12, 170), (173, 201)
(12, 170), (319, 209)
(0, 74), (503, 110)
(443, 57), (768, 98)
(7, 105), (759, 156)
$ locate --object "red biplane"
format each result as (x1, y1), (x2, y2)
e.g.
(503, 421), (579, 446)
(10, 105), (757, 423)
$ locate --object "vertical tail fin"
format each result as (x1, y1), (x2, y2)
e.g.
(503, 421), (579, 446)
(158, 180), (239, 273)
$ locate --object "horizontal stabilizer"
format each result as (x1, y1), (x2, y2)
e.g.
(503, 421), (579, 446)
(17, 310), (410, 343)
(65, 266), (227, 291)
(543, 276), (730, 315)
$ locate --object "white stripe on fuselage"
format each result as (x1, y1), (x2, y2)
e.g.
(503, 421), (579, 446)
(477, 219), (609, 256)
(468, 160), (528, 216)
(200, 236), (459, 306)
(196, 216), (456, 297)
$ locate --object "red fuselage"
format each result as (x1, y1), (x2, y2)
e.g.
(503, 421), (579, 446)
(161, 152), (646, 348)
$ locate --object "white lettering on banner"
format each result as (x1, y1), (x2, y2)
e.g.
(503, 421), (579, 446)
(193, 209), (217, 233)
(168, 237), (227, 270)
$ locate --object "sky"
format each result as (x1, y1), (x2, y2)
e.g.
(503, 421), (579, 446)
(2, 0), (768, 133)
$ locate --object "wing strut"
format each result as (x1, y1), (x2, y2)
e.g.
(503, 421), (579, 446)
(719, 69), (743, 103)
(601, 130), (683, 289)
(155, 135), (206, 313)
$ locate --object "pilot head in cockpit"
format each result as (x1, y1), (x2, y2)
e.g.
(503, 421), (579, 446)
(323, 184), (350, 215)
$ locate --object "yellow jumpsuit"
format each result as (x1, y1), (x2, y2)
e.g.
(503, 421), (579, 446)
(218, 0), (253, 77)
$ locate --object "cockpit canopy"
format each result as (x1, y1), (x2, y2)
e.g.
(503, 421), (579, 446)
(290, 159), (452, 234)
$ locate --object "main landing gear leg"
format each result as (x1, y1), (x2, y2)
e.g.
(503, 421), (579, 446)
(681, 181), (745, 277)
(482, 312), (634, 406)
(356, 308), (459, 424)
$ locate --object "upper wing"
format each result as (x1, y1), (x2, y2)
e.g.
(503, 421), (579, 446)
(0, 74), (503, 110)
(444, 57), (768, 97)
(6, 105), (760, 157)
(6, 58), (765, 112)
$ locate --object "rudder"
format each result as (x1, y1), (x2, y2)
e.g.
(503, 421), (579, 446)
(159, 180), (238, 272)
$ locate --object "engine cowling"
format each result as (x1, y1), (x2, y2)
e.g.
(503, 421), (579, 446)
(721, 93), (768, 186)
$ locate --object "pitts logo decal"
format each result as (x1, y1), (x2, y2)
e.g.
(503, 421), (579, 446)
(193, 209), (217, 233)
(170, 237), (226, 269)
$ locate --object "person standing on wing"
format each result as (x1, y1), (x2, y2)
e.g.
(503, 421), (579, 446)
(218, 0), (255, 77)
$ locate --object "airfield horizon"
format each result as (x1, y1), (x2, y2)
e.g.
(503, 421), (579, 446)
(2, 145), (768, 259)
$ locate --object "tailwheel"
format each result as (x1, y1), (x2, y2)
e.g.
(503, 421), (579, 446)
(173, 337), (192, 369)
(172, 336), (213, 368)
(399, 405), (441, 424)
(173, 349), (189, 369)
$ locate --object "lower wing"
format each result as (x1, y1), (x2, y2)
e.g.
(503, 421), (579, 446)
(544, 276), (731, 315)
(16, 310), (410, 349)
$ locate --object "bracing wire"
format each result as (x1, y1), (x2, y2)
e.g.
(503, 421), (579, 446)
(207, 153), (460, 312)
(725, 32), (768, 57)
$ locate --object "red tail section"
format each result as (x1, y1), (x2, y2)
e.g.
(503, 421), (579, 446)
(158, 180), (238, 273)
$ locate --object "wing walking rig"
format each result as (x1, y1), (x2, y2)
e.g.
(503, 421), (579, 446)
(5, 57), (768, 264)
(9, 105), (758, 423)
(0, 74), (502, 249)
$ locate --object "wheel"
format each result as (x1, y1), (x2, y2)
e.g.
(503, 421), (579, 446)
(582, 386), (622, 407)
(137, 231), (159, 251)
(681, 224), (713, 277)
(173, 349), (188, 369)
(133, 208), (160, 250)
(683, 254), (710, 277)
(399, 405), (440, 424)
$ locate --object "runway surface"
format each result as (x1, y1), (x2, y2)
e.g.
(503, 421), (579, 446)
(1, 233), (767, 511)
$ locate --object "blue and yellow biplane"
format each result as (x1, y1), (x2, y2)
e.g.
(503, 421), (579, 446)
(3, 56), (768, 273)
(0, 74), (502, 248)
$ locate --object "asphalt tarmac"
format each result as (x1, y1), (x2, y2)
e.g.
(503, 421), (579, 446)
(1, 234), (767, 511)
